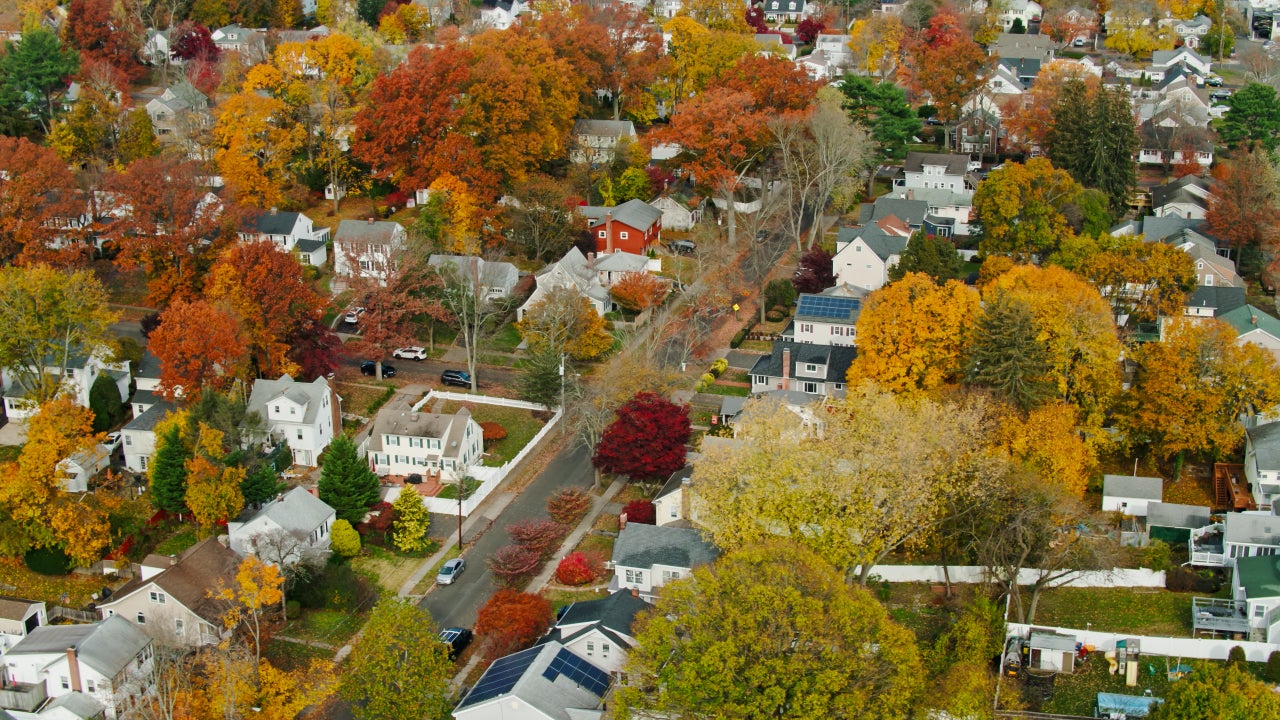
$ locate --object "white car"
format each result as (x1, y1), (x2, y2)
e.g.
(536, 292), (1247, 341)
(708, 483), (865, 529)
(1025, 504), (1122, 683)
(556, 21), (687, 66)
(344, 307), (366, 324)
(393, 346), (428, 360)
(101, 431), (122, 454)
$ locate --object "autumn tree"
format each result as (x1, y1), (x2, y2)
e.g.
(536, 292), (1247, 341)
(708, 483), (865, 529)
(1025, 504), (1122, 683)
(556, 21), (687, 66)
(849, 273), (980, 396)
(64, 0), (141, 80)
(474, 589), (554, 660)
(318, 435), (380, 524)
(213, 89), (306, 208)
(993, 402), (1097, 499)
(1206, 149), (1278, 256)
(1002, 60), (1101, 154)
(1121, 318), (1280, 467)
(971, 158), (1082, 261)
(391, 489), (432, 554)
(846, 13), (906, 79)
(793, 246), (835, 294)
(889, 231), (962, 283)
(340, 598), (453, 720)
(171, 22), (220, 62)
(965, 292), (1054, 410)
(903, 11), (987, 125)
(331, 519), (361, 558)
(1149, 662), (1280, 719)
(148, 299), (247, 401)
(1077, 237), (1197, 323)
(925, 599), (1004, 717)
(611, 272), (670, 313)
(1046, 82), (1139, 211)
(616, 543), (924, 720)
(679, 0), (751, 31)
(503, 174), (582, 262)
(656, 18), (757, 110)
(1042, 5), (1099, 43)
(186, 453), (245, 531)
(219, 555), (283, 670)
(434, 259), (507, 390)
(0, 265), (116, 406)
(0, 138), (81, 265)
(516, 286), (615, 361)
(593, 392), (691, 483)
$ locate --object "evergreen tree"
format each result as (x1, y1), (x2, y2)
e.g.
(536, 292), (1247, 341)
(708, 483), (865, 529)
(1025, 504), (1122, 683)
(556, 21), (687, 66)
(319, 434), (380, 524)
(965, 292), (1054, 410)
(839, 75), (920, 159)
(1219, 83), (1280, 152)
(241, 463), (285, 506)
(1047, 81), (1137, 213)
(1, 28), (79, 129)
(889, 231), (963, 283)
(518, 346), (566, 410)
(88, 374), (125, 432)
(149, 425), (191, 514)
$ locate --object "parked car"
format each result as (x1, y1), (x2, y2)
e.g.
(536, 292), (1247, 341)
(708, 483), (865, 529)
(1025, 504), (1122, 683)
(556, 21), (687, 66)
(1210, 89), (1233, 102)
(393, 346), (428, 360)
(101, 431), (122, 454)
(439, 627), (474, 660)
(1205, 75), (1223, 87)
(360, 361), (397, 378)
(667, 240), (697, 255)
(344, 307), (365, 324)
(437, 558), (465, 585)
(441, 370), (472, 388)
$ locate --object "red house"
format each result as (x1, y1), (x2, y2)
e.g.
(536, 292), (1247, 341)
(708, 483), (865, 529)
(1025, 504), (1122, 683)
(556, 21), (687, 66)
(580, 199), (663, 255)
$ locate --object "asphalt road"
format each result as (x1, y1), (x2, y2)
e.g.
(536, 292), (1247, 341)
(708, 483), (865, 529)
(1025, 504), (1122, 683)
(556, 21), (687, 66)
(420, 441), (596, 630)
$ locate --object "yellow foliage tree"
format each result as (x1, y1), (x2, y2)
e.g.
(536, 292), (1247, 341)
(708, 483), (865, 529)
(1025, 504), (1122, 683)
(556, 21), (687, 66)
(220, 556), (284, 671)
(254, 659), (336, 720)
(516, 286), (615, 361)
(49, 498), (112, 567)
(186, 456), (244, 532)
(993, 402), (1096, 498)
(848, 273), (980, 396)
(0, 399), (98, 526)
(213, 91), (306, 208)
(426, 173), (481, 255)
(848, 14), (905, 78)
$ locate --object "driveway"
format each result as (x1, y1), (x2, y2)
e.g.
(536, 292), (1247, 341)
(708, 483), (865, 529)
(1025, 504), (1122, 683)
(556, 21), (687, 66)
(419, 442), (596, 629)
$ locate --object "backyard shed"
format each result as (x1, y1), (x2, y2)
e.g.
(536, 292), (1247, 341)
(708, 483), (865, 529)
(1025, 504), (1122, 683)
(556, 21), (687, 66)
(1102, 475), (1164, 517)
(1096, 692), (1162, 719)
(1028, 631), (1077, 674)
(1146, 502), (1213, 544)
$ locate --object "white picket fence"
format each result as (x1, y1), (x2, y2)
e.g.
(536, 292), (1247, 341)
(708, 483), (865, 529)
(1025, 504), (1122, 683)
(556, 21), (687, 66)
(862, 565), (1165, 588)
(1007, 622), (1280, 663)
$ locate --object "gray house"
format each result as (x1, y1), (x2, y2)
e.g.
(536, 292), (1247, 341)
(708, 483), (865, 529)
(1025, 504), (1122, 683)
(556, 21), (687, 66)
(611, 522), (719, 601)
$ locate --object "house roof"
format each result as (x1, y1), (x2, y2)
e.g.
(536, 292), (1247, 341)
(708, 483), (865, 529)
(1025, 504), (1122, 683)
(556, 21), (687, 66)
(656, 467), (693, 501)
(366, 400), (470, 457)
(555, 590), (649, 638)
(7, 615), (149, 679)
(592, 251), (650, 273)
(124, 400), (176, 433)
(296, 237), (327, 254)
(455, 642), (609, 719)
(245, 209), (303, 236)
(988, 33), (1055, 59)
(533, 247), (610, 306)
(0, 597), (40, 622)
(1151, 174), (1213, 210)
(1237, 554), (1280, 599)
(612, 522), (719, 570)
(334, 218), (403, 245)
(1102, 475), (1163, 501)
(235, 487), (334, 537)
(1220, 305), (1280, 340)
(1224, 512), (1280, 547)
(247, 375), (331, 428)
(748, 340), (857, 388)
(1247, 421), (1280, 472)
(43, 691), (105, 719)
(763, 0), (805, 10)
(1028, 631), (1077, 652)
(863, 196), (931, 228)
(1186, 285), (1245, 316)
(795, 293), (861, 325)
(999, 56), (1042, 80)
(428, 254), (519, 291)
(573, 119), (636, 139)
(1145, 502), (1212, 530)
(1152, 47), (1208, 69)
(137, 350), (162, 381)
(1112, 215), (1202, 242)
(581, 199), (662, 233)
(903, 152), (970, 176)
(104, 537), (240, 626)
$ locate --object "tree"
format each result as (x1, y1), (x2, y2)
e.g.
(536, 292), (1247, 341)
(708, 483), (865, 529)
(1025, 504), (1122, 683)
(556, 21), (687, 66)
(547, 487), (592, 525)
(0, 138), (80, 265)
(1103, 0), (1176, 57)
(1121, 318), (1280, 465)
(64, 0), (141, 80)
(213, 90), (306, 208)
(1200, 21), (1235, 59)
(1047, 83), (1139, 212)
(331, 519), (361, 558)
(795, 17), (827, 43)
(615, 543), (924, 719)
(474, 589), (554, 660)
(435, 259), (508, 390)
(1150, 662), (1280, 719)
(679, 0), (751, 31)
(611, 272), (670, 313)
(318, 435), (380, 524)
(89, 374), (126, 432)
(655, 18), (757, 114)
(488, 543), (543, 588)
(1, 28), (79, 131)
(555, 551), (602, 585)
(519, 345), (568, 411)
(846, 13), (906, 79)
(170, 22), (220, 62)
(1218, 82), (1280, 151)
(593, 392), (690, 482)
(219, 555), (282, 670)
(149, 425), (191, 514)
(148, 300), (246, 401)
(340, 598), (453, 720)
(503, 174), (582, 262)
(1002, 60), (1100, 154)
(971, 158), (1081, 261)
(516, 286), (615, 361)
(792, 246), (835, 294)
(117, 108), (159, 164)
(240, 463), (284, 507)
(391, 489), (432, 554)
(889, 231), (962, 283)
(849, 274), (980, 396)
(1206, 149), (1278, 255)
(621, 499), (655, 524)
(578, 2), (663, 121)
(903, 11), (987, 125)
(1077, 237), (1197, 323)
(965, 291), (1054, 410)
(186, 454), (245, 530)
(993, 402), (1097, 499)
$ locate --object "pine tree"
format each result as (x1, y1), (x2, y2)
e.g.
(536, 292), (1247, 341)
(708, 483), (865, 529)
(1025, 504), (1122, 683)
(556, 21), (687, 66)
(965, 292), (1054, 410)
(319, 435), (380, 524)
(1047, 81), (1137, 213)
(391, 488), (432, 554)
(150, 425), (191, 514)
(241, 463), (284, 506)
(518, 346), (566, 410)
(889, 231), (963, 283)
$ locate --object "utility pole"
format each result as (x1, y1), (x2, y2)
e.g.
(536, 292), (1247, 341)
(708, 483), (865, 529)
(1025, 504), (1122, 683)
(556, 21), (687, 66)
(457, 475), (464, 550)
(559, 353), (567, 436)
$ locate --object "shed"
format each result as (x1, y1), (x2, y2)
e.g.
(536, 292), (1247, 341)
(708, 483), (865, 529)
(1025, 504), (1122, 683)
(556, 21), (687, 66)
(1096, 692), (1162, 718)
(1028, 631), (1077, 673)
(1101, 475), (1163, 517)
(1146, 502), (1212, 544)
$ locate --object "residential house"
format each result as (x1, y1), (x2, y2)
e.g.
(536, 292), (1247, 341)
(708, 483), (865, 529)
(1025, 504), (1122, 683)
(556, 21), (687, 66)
(897, 152), (978, 192)
(831, 225), (909, 292)
(1183, 285), (1246, 321)
(1193, 554), (1280, 642)
(1163, 228), (1242, 288)
(245, 375), (341, 467)
(121, 401), (175, 475)
(516, 247), (610, 322)
(542, 590), (649, 674)
(653, 0), (682, 18)
(987, 33), (1055, 62)
(1101, 475), (1163, 517)
(1150, 174), (1215, 219)
(1151, 47), (1212, 76)
(983, 0), (1043, 30)
(56, 447), (111, 494)
(1246, 421), (1280, 511)
(796, 49), (836, 80)
(1137, 123), (1214, 168)
(1146, 502), (1212, 545)
(1210, 512), (1280, 567)
(579, 199), (663, 255)
(237, 209), (330, 266)
(1110, 215), (1203, 242)
(0, 598), (46, 653)
(570, 120), (637, 165)
(884, 186), (974, 235)
(611, 522), (719, 601)
(755, 34), (798, 60)
(427, 255), (520, 301)
(592, 251), (660, 288)
(144, 80), (208, 138)
(360, 397), (483, 481)
(761, 0), (810, 22)
(96, 538), (240, 647)
(1220, 305), (1280, 362)
(23, 691), (107, 720)
(1161, 14), (1212, 47)
(332, 219), (406, 282)
(478, 0), (528, 30)
(813, 33), (853, 68)
(785, 291), (862, 347)
(1244, 0), (1280, 40)
(2, 347), (130, 423)
(210, 24), (253, 52)
(452, 641), (609, 720)
(649, 192), (706, 231)
(227, 487), (336, 566)
(748, 341), (857, 398)
(3, 616), (152, 718)
(654, 467), (694, 528)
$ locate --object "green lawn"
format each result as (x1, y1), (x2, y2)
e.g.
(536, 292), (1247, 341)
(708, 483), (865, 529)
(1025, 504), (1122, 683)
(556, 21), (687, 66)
(154, 528), (199, 556)
(703, 383), (750, 397)
(282, 607), (366, 646)
(485, 323), (524, 353)
(1032, 587), (1198, 637)
(440, 402), (546, 467)
(263, 637), (331, 671)
(437, 476), (483, 499)
(0, 445), (21, 463)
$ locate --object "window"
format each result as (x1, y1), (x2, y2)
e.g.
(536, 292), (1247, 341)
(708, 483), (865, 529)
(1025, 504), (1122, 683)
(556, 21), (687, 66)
(625, 568), (645, 584)
(296, 429), (303, 441)
(290, 406), (296, 415)
(598, 230), (606, 238)
(602, 643), (611, 658)
(274, 405), (281, 414)
(175, 618), (184, 633)
(137, 612), (146, 624)
(805, 364), (817, 372)
(1257, 605), (1268, 618)
(410, 438), (423, 448)
(387, 436), (399, 447)
(800, 323), (812, 333)
(150, 591), (167, 604)
(620, 231), (629, 240)
(1205, 274), (1213, 286)
(125, 435), (132, 446)
(662, 569), (681, 582)
(803, 382), (818, 394)
(86, 679), (96, 693)
(60, 676), (70, 690)
(670, 503), (678, 518)
(140, 456), (148, 471)
(586, 641), (595, 656)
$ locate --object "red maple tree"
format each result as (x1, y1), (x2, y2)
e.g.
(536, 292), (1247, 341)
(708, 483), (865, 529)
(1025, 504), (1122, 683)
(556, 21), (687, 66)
(592, 392), (691, 481)
(1206, 149), (1277, 254)
(622, 499), (656, 525)
(555, 551), (604, 586)
(148, 299), (247, 400)
(475, 589), (554, 659)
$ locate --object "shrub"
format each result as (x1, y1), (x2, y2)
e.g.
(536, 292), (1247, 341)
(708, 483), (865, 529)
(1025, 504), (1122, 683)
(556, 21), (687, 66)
(488, 544), (543, 588)
(709, 358), (728, 377)
(481, 422), (507, 445)
(475, 589), (554, 659)
(1140, 539), (1171, 571)
(1267, 651), (1280, 682)
(700, 373), (715, 386)
(555, 552), (603, 586)
(330, 519), (361, 558)
(24, 546), (72, 575)
(285, 600), (301, 618)
(693, 380), (708, 392)
(355, 501), (396, 546)
(766, 309), (784, 322)
(292, 558), (376, 611)
(547, 488), (592, 526)
(730, 329), (747, 348)
(622, 499), (656, 525)
(1229, 645), (1247, 667)
(764, 278), (796, 309)
(507, 518), (567, 559)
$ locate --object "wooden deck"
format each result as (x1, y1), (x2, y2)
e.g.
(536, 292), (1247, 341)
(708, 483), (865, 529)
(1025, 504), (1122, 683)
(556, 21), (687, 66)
(1213, 462), (1254, 511)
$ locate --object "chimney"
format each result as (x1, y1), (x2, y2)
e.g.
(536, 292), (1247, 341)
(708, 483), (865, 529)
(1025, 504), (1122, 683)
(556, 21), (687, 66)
(630, 587), (639, 598)
(410, 413), (419, 422)
(66, 648), (82, 693)
(367, 217), (375, 224)
(619, 512), (628, 529)
(781, 347), (791, 390)
(907, 189), (914, 200)
(605, 211), (614, 254)
(1252, 312), (1259, 326)
(269, 206), (277, 215)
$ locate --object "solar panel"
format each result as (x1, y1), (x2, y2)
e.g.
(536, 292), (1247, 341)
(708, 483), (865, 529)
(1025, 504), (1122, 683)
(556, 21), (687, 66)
(541, 648), (612, 698)
(797, 295), (861, 320)
(458, 645), (543, 708)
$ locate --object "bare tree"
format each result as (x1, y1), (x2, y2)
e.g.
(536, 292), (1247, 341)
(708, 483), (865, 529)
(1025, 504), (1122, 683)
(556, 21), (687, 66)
(435, 258), (508, 392)
(244, 527), (316, 621)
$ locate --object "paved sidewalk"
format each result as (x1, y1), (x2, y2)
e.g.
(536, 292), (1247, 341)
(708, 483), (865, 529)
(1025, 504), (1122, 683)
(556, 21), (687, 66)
(526, 479), (626, 591)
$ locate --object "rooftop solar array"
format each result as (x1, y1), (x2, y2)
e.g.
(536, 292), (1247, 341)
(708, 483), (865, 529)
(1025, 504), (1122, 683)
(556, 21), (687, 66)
(542, 648), (612, 698)
(796, 294), (861, 320)
(457, 645), (542, 708)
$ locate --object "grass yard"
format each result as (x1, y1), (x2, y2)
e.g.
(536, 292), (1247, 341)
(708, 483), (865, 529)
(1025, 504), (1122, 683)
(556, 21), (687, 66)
(0, 558), (105, 606)
(574, 533), (615, 558)
(613, 483), (651, 504)
(439, 402), (546, 467)
(437, 476), (482, 499)
(333, 381), (396, 417)
(281, 607), (366, 647)
(703, 383), (750, 397)
(881, 583), (979, 646)
(737, 339), (773, 352)
(592, 513), (620, 533)
(541, 587), (610, 612)
(153, 527), (199, 556)
(1032, 587), (1197, 637)
(485, 323), (524, 353)
(352, 545), (425, 593)
(0, 445), (21, 463)
(263, 637), (332, 671)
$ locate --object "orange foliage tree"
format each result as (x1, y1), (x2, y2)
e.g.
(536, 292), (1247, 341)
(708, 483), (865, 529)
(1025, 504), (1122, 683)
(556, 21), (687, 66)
(1206, 149), (1277, 256)
(475, 589), (554, 660)
(0, 137), (81, 266)
(610, 272), (670, 312)
(149, 299), (247, 400)
(902, 10), (988, 124)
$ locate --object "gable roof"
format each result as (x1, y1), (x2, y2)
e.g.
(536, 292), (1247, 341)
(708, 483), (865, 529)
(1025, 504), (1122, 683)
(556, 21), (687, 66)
(246, 375), (331, 427)
(903, 152), (970, 176)
(1237, 554), (1280, 599)
(581, 199), (662, 233)
(763, 0), (805, 10)
(0, 596), (40, 622)
(748, 340), (858, 387)
(1247, 421), (1280, 472)
(1224, 512), (1280, 546)
(8, 615), (149, 678)
(592, 251), (650, 273)
(1151, 174), (1214, 210)
(656, 466), (693, 501)
(1145, 502), (1212, 530)
(573, 119), (636, 139)
(555, 590), (649, 639)
(1102, 474), (1163, 501)
(612, 522), (719, 569)
(236, 487), (334, 536)
(455, 641), (608, 719)
(367, 400), (469, 451)
(1112, 215), (1202, 242)
(535, 247), (610, 305)
(245, 209), (304, 236)
(795, 293), (862, 325)
(334, 218), (403, 245)
(105, 537), (240, 626)
(1220, 305), (1280, 340)
(124, 400), (176, 433)
(1186, 285), (1245, 316)
(428, 254), (520, 290)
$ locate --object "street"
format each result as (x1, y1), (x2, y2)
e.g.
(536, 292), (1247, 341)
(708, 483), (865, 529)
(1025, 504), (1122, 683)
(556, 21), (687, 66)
(420, 442), (596, 629)
(335, 352), (521, 391)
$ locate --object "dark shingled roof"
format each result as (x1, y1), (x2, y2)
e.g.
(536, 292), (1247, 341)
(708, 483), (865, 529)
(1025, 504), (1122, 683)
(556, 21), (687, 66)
(1186, 285), (1245, 316)
(245, 209), (302, 236)
(656, 466), (693, 501)
(124, 400), (176, 432)
(556, 590), (649, 638)
(748, 341), (857, 386)
(105, 537), (240, 626)
(612, 523), (718, 570)
(903, 152), (970, 176)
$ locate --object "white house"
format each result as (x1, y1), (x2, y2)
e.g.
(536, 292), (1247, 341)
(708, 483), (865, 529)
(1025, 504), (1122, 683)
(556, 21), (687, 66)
(654, 467), (694, 528)
(478, 0), (528, 30)
(1223, 554), (1280, 642)
(452, 641), (610, 720)
(332, 219), (406, 283)
(3, 616), (152, 719)
(592, 251), (660, 288)
(897, 152), (978, 192)
(96, 538), (240, 648)
(210, 24), (253, 52)
(360, 397), (483, 481)
(749, 342), (856, 399)
(121, 401), (175, 475)
(787, 291), (862, 347)
(761, 0), (811, 22)
(1150, 174), (1214, 220)
(427, 255), (520, 301)
(227, 487), (336, 567)
(813, 33), (853, 68)
(611, 522), (719, 602)
(245, 375), (341, 468)
(516, 247), (610, 322)
(0, 598), (46, 653)
(542, 590), (649, 674)
(2, 346), (130, 423)
(832, 225), (909, 292)
(1245, 421), (1280, 510)
(976, 0), (1042, 30)
(237, 209), (330, 267)
(1100, 475), (1163, 517)
(1151, 47), (1212, 77)
(56, 446), (111, 494)
(571, 119), (637, 165)
(649, 193), (706, 232)
(1161, 14), (1212, 48)
(885, 187), (974, 236)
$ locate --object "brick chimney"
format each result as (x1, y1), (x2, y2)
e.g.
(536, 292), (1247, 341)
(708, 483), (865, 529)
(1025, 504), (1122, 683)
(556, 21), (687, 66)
(66, 648), (82, 693)
(605, 212), (614, 254)
(781, 347), (791, 390)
